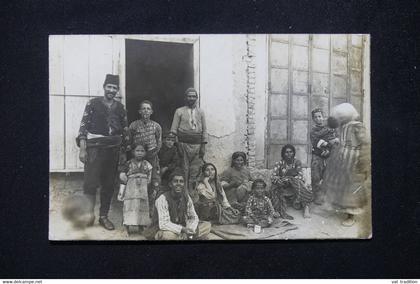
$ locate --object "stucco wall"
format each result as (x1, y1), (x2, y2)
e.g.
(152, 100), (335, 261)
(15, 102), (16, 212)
(199, 35), (249, 172)
(254, 35), (269, 168)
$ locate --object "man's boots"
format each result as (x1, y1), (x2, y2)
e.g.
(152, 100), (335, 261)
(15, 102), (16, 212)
(99, 216), (115, 230)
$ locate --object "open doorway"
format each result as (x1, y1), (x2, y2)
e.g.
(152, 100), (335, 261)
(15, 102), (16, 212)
(125, 39), (195, 132)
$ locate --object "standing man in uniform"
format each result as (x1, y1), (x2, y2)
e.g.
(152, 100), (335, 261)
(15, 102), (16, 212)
(77, 74), (128, 230)
(170, 88), (207, 198)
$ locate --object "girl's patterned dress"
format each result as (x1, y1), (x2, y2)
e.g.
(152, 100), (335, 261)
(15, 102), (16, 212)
(121, 159), (153, 226)
(243, 195), (275, 228)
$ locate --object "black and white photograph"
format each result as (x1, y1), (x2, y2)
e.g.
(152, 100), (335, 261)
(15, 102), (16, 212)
(49, 34), (371, 240)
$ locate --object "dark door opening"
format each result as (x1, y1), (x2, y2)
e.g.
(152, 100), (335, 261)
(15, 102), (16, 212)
(126, 39), (194, 132)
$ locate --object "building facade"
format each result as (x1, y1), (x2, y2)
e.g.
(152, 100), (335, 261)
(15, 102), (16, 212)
(49, 34), (370, 174)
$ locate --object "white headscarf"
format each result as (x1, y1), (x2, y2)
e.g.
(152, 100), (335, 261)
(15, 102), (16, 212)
(331, 103), (359, 124)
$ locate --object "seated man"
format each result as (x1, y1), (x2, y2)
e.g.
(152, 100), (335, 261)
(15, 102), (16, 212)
(144, 170), (211, 240)
(242, 179), (275, 228)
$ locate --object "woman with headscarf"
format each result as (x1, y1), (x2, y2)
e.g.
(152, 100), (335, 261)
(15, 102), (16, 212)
(322, 103), (370, 227)
(271, 144), (313, 219)
(220, 151), (253, 212)
(194, 163), (241, 224)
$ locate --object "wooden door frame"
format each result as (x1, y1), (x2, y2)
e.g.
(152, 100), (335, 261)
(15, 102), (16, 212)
(113, 35), (200, 106)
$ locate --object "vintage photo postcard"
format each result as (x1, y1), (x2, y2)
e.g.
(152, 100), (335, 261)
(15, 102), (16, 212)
(49, 34), (371, 240)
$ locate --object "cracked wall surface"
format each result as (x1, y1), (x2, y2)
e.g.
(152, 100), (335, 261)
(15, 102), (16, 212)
(200, 35), (249, 171)
(200, 34), (270, 173)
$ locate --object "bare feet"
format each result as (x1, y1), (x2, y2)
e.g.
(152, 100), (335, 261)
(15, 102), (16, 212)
(313, 194), (324, 205)
(303, 205), (311, 218)
(283, 213), (294, 220)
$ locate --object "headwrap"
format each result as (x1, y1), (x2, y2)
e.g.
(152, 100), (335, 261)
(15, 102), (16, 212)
(104, 74), (120, 86)
(184, 87), (198, 97)
(231, 151), (248, 167)
(281, 144), (296, 160)
(331, 103), (359, 124)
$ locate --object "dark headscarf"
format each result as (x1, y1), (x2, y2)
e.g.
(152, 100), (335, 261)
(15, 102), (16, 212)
(231, 151), (248, 167)
(184, 87), (198, 97)
(281, 144), (296, 160)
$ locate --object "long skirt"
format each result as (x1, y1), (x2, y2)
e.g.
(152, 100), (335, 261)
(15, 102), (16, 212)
(123, 198), (151, 226)
(224, 184), (250, 213)
(123, 177), (151, 226)
(322, 145), (367, 214)
(196, 200), (240, 225)
(271, 177), (313, 217)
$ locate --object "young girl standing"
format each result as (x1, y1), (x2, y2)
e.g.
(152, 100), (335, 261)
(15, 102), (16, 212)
(118, 144), (153, 234)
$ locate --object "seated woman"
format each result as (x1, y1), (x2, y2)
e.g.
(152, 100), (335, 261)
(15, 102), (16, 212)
(242, 179), (275, 228)
(220, 151), (253, 212)
(194, 163), (241, 225)
(271, 144), (313, 219)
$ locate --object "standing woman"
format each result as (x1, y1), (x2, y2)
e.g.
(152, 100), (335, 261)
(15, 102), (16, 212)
(322, 103), (370, 227)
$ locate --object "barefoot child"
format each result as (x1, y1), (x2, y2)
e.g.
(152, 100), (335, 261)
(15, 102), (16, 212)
(310, 108), (338, 205)
(242, 179), (275, 228)
(118, 144), (153, 234)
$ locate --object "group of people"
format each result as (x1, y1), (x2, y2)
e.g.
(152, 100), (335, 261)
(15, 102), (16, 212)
(73, 73), (370, 240)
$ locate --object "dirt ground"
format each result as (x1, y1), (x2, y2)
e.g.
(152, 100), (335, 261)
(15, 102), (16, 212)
(49, 173), (371, 241)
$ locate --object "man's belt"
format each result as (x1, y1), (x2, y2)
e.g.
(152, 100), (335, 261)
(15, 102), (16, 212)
(176, 130), (206, 145)
(86, 135), (122, 148)
(199, 200), (217, 207)
(344, 145), (361, 150)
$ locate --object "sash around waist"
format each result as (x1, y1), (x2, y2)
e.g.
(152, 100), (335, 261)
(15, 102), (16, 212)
(176, 130), (206, 145)
(86, 135), (122, 148)
(128, 172), (148, 179)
